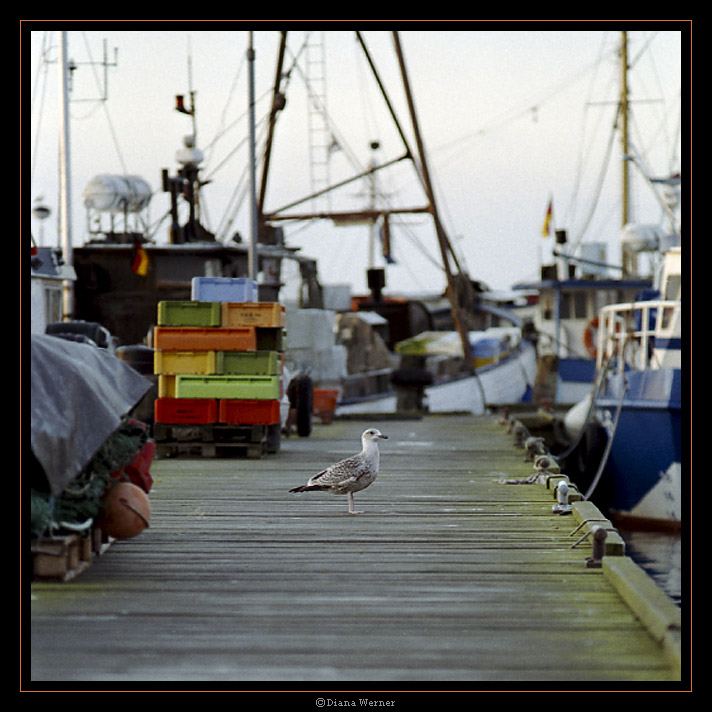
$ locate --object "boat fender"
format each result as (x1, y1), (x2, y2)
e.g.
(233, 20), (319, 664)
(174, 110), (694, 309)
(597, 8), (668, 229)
(96, 482), (151, 539)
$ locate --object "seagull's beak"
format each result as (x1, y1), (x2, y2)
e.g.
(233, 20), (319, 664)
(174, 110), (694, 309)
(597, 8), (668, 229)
(379, 433), (388, 439)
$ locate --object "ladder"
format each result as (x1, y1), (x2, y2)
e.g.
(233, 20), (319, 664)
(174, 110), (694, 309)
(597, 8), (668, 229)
(304, 32), (331, 211)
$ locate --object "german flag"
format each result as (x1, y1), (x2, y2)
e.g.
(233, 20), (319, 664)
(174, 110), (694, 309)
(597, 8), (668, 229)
(131, 238), (149, 276)
(541, 198), (553, 238)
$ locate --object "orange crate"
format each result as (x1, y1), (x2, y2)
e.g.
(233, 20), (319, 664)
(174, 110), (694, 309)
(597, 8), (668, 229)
(313, 388), (339, 412)
(219, 399), (281, 425)
(154, 326), (257, 352)
(221, 302), (286, 328)
(155, 398), (218, 424)
(313, 388), (339, 424)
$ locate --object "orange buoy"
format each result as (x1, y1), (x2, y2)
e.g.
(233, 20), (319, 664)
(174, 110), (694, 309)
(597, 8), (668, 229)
(97, 482), (151, 539)
(582, 316), (600, 359)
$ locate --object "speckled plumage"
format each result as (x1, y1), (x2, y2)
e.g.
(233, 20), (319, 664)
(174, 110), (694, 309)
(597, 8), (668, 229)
(289, 428), (388, 513)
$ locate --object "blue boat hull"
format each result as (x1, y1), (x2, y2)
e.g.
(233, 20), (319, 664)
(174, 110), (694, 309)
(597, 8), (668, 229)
(596, 368), (682, 528)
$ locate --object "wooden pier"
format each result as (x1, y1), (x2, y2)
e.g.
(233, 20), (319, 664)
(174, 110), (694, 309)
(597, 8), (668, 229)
(29, 414), (683, 685)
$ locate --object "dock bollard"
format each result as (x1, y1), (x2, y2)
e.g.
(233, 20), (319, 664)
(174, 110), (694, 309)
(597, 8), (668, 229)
(585, 526), (607, 568)
(552, 481), (572, 514)
(570, 524), (608, 568)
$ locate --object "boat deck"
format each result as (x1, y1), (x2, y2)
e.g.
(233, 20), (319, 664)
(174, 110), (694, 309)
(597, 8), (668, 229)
(29, 414), (683, 685)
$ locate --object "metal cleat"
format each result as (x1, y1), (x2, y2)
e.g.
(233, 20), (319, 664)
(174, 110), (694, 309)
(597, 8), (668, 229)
(524, 436), (547, 462)
(570, 524), (609, 567)
(552, 481), (572, 514)
(512, 421), (529, 447)
(533, 454), (560, 474)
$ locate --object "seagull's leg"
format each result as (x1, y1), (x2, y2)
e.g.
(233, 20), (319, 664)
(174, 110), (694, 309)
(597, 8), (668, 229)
(347, 492), (363, 515)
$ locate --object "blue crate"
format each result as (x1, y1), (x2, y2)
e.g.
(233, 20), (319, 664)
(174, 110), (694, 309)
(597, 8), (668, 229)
(191, 277), (259, 303)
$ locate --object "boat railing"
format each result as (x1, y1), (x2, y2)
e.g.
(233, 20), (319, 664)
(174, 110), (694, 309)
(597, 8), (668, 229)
(596, 300), (681, 374)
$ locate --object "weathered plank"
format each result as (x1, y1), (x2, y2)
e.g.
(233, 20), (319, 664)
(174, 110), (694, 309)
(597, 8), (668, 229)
(29, 415), (681, 684)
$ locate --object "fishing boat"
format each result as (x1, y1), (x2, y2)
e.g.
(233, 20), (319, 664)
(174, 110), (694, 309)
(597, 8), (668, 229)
(513, 31), (680, 407)
(255, 31), (537, 416)
(514, 240), (654, 406)
(563, 241), (682, 530)
(328, 298), (537, 416)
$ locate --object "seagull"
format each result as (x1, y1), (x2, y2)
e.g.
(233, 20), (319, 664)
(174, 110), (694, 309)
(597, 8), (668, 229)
(289, 428), (388, 514)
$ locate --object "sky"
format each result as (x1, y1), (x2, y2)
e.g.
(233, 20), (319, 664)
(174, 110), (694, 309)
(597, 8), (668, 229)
(27, 22), (685, 300)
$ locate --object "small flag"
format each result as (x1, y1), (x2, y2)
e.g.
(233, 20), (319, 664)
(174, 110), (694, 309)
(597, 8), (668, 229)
(541, 199), (553, 238)
(131, 238), (149, 276)
(380, 220), (396, 264)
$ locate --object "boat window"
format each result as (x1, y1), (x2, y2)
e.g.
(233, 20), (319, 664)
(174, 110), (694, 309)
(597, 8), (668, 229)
(44, 285), (63, 324)
(664, 274), (681, 301)
(542, 299), (553, 320)
(594, 290), (616, 315)
(561, 291), (587, 319)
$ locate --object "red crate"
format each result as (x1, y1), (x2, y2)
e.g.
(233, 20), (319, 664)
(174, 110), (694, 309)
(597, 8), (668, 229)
(154, 398), (218, 424)
(219, 399), (281, 426)
(153, 326), (257, 352)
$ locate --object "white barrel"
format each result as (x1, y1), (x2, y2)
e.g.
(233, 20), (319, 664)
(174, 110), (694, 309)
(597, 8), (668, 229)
(619, 223), (663, 253)
(83, 174), (152, 213)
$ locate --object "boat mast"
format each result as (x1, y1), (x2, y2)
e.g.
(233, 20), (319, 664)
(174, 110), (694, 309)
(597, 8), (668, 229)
(58, 30), (73, 320)
(619, 30), (639, 277)
(257, 31), (288, 224)
(257, 30), (475, 364)
(620, 30), (630, 230)
(247, 31), (258, 281)
(392, 31), (473, 367)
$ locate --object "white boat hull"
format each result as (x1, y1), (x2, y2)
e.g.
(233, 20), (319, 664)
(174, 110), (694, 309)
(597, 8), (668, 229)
(336, 340), (537, 416)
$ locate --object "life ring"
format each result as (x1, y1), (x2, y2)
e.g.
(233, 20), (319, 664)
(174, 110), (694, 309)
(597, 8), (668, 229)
(582, 317), (599, 359)
(583, 316), (620, 359)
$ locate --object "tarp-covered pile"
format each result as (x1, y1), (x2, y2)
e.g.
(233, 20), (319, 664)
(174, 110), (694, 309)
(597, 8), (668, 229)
(30, 334), (152, 535)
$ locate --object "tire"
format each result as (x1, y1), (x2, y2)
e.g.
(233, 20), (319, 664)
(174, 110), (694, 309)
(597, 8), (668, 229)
(289, 374), (313, 438)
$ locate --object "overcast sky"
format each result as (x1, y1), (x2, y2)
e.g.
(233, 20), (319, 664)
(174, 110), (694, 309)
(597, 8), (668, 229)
(28, 23), (684, 297)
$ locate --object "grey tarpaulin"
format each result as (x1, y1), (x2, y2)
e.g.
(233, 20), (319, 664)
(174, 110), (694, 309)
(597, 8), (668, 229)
(31, 333), (152, 497)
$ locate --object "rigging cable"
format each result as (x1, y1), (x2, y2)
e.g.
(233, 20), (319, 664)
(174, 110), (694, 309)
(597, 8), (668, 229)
(433, 44), (618, 161)
(584, 369), (629, 501)
(564, 31), (612, 233)
(80, 31), (127, 175)
(31, 32), (53, 197)
(567, 99), (620, 255)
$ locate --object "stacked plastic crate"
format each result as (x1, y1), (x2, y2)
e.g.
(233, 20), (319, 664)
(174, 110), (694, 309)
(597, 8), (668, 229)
(152, 277), (285, 458)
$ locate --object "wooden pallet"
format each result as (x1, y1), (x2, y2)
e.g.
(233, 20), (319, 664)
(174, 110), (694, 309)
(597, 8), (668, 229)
(31, 527), (114, 582)
(31, 534), (92, 582)
(154, 422), (280, 459)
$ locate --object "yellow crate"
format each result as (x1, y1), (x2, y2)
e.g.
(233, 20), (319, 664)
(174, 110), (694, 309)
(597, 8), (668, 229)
(221, 302), (286, 328)
(154, 350), (217, 375)
(158, 374), (177, 398)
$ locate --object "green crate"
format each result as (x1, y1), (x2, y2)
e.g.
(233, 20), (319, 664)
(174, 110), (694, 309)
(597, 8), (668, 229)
(157, 301), (221, 327)
(216, 350), (281, 375)
(175, 374), (280, 400)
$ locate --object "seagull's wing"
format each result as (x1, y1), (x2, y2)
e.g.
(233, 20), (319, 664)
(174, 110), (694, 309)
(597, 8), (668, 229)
(308, 455), (365, 488)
